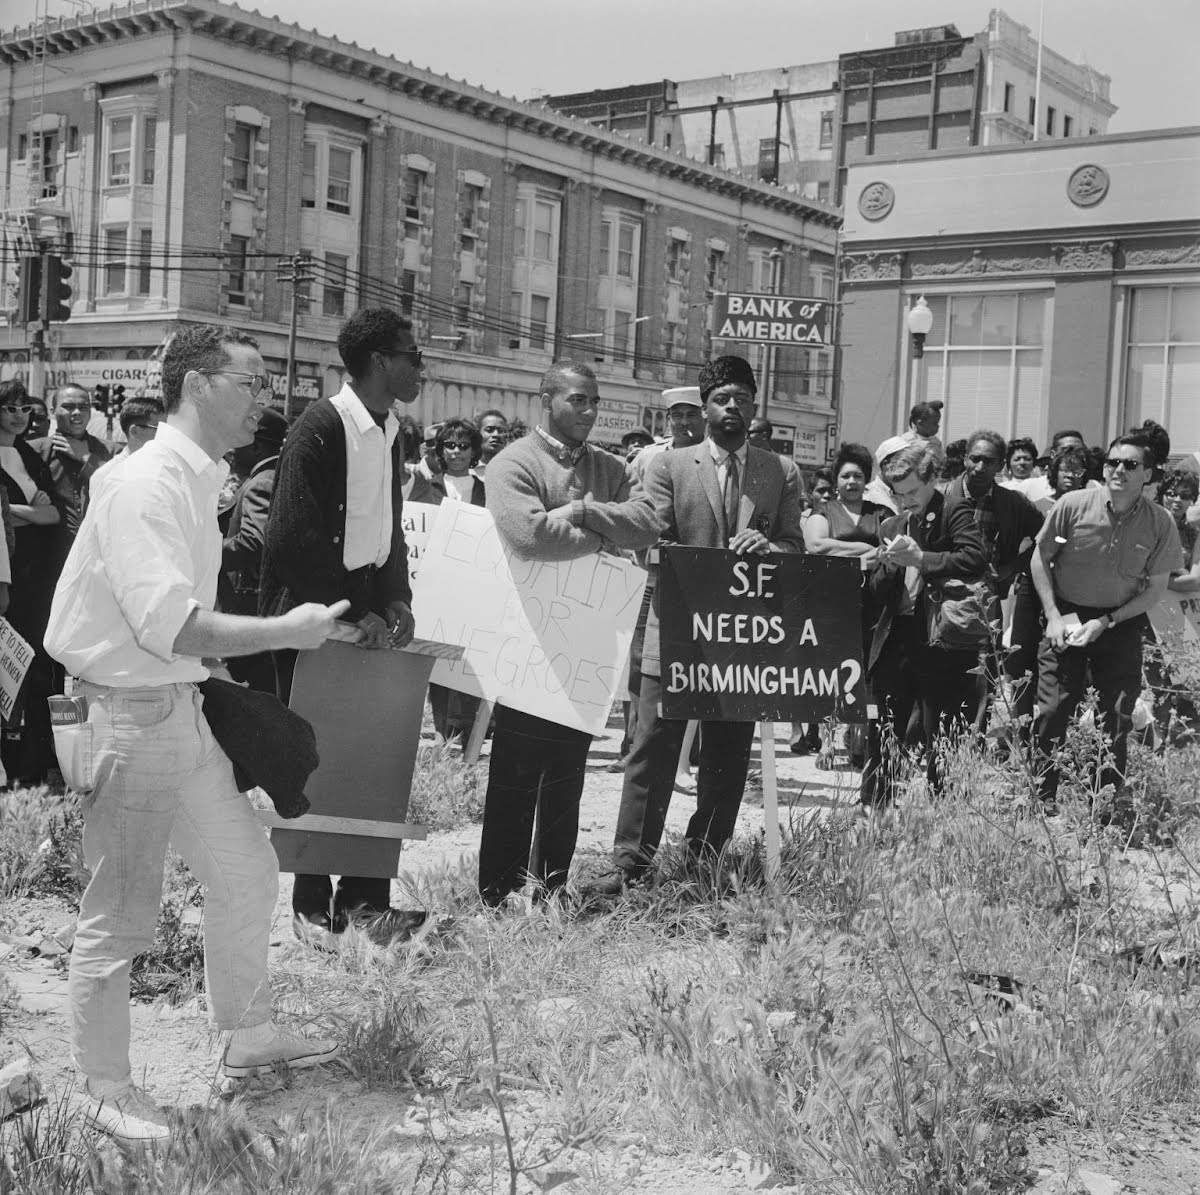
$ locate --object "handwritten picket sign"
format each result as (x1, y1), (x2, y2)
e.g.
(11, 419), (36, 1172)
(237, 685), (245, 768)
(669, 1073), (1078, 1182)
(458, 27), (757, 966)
(657, 547), (866, 722)
(411, 503), (646, 736)
(0, 618), (34, 722)
(1150, 592), (1200, 687)
(401, 501), (440, 584)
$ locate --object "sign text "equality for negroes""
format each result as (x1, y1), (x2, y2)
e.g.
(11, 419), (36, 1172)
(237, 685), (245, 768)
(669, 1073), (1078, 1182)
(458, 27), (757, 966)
(710, 293), (830, 346)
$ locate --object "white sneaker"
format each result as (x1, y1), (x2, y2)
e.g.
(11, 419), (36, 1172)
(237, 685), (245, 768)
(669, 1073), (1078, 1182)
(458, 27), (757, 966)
(222, 1025), (340, 1078)
(81, 1082), (171, 1145)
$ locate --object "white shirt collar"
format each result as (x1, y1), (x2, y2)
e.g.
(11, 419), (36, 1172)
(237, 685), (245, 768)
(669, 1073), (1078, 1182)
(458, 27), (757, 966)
(706, 436), (748, 469)
(156, 422), (228, 481)
(333, 382), (397, 436)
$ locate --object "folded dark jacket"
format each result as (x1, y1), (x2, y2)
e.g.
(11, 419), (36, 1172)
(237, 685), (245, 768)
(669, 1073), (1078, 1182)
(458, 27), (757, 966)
(198, 677), (318, 819)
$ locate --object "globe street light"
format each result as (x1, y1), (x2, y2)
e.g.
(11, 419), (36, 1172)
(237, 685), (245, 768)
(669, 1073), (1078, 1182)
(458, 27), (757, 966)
(907, 295), (934, 408)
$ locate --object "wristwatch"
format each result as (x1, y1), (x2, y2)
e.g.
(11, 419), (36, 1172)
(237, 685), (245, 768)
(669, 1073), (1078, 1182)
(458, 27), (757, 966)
(1100, 613), (1114, 631)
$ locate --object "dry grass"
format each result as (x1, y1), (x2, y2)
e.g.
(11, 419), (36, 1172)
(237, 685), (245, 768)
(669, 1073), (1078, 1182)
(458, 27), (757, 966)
(4, 702), (1200, 1193)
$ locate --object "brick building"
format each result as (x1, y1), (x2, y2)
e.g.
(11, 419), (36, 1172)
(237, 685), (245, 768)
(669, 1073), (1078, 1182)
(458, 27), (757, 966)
(838, 127), (1200, 458)
(0, 0), (838, 460)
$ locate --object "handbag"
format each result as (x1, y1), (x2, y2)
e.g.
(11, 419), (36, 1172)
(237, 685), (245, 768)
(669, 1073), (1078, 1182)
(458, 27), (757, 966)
(926, 575), (999, 649)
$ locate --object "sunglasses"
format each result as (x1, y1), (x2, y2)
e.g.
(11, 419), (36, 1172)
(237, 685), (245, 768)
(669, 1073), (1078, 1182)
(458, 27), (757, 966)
(381, 347), (423, 367)
(968, 454), (1001, 466)
(441, 441), (473, 451)
(198, 369), (272, 397)
(1, 405), (34, 415)
(59, 402), (92, 412)
(1105, 457), (1144, 472)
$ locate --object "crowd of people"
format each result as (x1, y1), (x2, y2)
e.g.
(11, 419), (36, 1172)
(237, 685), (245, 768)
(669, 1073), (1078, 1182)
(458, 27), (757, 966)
(5, 307), (1199, 1146)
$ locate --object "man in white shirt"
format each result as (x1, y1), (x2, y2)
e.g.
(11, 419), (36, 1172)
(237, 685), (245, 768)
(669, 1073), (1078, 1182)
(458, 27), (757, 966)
(259, 307), (420, 943)
(45, 325), (350, 1147)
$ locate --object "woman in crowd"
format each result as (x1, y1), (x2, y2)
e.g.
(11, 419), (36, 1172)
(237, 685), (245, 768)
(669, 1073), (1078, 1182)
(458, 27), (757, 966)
(861, 441), (987, 805)
(0, 380), (64, 784)
(1003, 444), (1093, 751)
(1004, 436), (1039, 483)
(790, 469), (835, 754)
(426, 417), (485, 743)
(1149, 469), (1200, 739)
(802, 444), (887, 564)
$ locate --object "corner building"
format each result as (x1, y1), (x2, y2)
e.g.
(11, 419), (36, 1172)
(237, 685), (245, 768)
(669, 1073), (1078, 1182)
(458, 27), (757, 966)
(0, 0), (837, 459)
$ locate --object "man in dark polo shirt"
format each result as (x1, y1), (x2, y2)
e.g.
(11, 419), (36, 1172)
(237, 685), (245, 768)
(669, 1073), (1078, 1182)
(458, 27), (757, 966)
(1031, 432), (1181, 811)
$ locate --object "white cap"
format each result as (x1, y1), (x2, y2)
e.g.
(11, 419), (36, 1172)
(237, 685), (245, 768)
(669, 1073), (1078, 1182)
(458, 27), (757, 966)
(875, 434), (910, 465)
(662, 386), (702, 410)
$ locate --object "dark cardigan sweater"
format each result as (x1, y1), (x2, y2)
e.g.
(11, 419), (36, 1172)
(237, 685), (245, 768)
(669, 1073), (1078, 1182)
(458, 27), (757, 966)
(258, 398), (411, 622)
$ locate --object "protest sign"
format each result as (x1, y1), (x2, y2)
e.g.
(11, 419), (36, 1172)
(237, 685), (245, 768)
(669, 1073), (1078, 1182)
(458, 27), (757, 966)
(401, 501), (440, 583)
(411, 503), (646, 736)
(266, 637), (460, 878)
(657, 547), (865, 722)
(0, 618), (34, 722)
(1149, 591), (1200, 686)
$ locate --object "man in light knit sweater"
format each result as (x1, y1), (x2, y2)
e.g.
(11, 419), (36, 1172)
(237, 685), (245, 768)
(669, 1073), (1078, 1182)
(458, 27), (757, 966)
(479, 361), (662, 905)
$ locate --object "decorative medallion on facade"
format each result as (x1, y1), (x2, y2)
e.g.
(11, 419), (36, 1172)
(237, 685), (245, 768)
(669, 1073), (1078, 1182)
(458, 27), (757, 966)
(857, 181), (895, 222)
(1067, 164), (1109, 208)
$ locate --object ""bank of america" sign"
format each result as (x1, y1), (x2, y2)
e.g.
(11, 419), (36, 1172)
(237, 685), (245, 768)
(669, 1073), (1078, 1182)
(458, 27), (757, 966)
(711, 293), (830, 346)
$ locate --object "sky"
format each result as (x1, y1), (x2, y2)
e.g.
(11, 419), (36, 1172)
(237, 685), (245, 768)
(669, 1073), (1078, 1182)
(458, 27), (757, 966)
(33, 0), (1200, 133)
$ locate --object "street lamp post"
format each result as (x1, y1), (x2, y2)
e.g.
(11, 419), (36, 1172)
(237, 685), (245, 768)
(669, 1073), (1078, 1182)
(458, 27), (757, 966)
(907, 295), (934, 411)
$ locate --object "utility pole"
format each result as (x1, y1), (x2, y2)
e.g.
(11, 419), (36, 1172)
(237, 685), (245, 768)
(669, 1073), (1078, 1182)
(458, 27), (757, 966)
(276, 252), (313, 420)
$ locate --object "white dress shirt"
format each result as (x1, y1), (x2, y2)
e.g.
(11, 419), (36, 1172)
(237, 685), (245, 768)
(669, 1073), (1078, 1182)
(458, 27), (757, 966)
(706, 436), (749, 495)
(329, 384), (399, 571)
(45, 423), (228, 687)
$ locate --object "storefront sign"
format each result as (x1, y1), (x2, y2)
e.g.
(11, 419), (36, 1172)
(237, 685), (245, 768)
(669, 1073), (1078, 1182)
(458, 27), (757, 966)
(592, 399), (644, 442)
(793, 427), (824, 466)
(657, 548), (865, 722)
(0, 358), (160, 393)
(711, 293), (830, 346)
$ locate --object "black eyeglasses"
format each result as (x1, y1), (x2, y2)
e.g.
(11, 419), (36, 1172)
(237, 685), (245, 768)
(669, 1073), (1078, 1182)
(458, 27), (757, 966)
(197, 369), (272, 397)
(381, 347), (423, 367)
(1105, 457), (1144, 472)
(968, 454), (1000, 466)
(441, 441), (473, 451)
(1, 405), (33, 416)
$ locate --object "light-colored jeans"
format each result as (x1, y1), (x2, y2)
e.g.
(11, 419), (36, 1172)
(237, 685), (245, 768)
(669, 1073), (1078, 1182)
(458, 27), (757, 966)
(68, 682), (279, 1083)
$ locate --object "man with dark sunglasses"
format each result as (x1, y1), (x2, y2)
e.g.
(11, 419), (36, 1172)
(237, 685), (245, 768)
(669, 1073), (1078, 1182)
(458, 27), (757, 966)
(1030, 432), (1181, 813)
(260, 306), (421, 945)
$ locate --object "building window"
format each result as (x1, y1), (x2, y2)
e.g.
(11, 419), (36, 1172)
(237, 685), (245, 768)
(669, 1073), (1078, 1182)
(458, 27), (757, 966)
(817, 180), (831, 204)
(227, 235), (249, 306)
(403, 169), (425, 233)
(141, 117), (156, 185)
(819, 111), (834, 149)
(323, 252), (348, 317)
(231, 123), (253, 193)
(809, 268), (832, 300)
(705, 247), (724, 296)
(595, 211), (642, 363)
(667, 238), (686, 283)
(1028, 97), (1036, 126)
(400, 269), (416, 316)
(16, 133), (27, 160)
(67, 126), (79, 155)
(757, 137), (778, 184)
(1089, 126), (1098, 136)
(459, 182), (483, 251)
(1045, 106), (1056, 136)
(326, 146), (352, 213)
(664, 320), (680, 361)
(137, 229), (153, 296)
(1063, 114), (1073, 138)
(1003, 83), (1014, 114)
(912, 292), (1046, 441)
(301, 142), (317, 209)
(108, 116), (132, 185)
(511, 187), (560, 349)
(1125, 285), (1200, 455)
(104, 228), (128, 294)
(36, 132), (59, 198)
(455, 281), (472, 325)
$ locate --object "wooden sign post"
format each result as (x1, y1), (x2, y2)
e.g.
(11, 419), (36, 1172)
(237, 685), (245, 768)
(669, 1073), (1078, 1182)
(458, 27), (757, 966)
(265, 637), (462, 877)
(657, 547), (865, 878)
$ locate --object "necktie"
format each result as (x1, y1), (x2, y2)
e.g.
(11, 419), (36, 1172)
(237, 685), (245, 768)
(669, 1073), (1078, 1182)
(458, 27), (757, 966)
(723, 452), (740, 544)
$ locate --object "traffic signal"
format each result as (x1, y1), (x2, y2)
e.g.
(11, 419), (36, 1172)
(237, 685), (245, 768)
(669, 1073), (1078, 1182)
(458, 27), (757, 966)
(93, 384), (111, 414)
(41, 253), (72, 323)
(14, 255), (41, 326)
